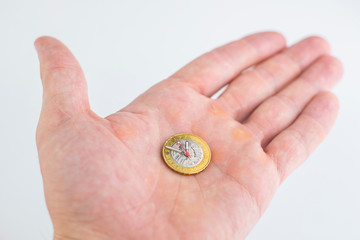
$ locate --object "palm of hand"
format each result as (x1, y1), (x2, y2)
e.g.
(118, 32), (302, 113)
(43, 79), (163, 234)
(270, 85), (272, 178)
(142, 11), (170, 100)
(35, 33), (342, 239)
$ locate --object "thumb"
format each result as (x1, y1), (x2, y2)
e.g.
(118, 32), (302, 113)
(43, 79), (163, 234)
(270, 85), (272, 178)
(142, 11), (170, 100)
(35, 36), (90, 119)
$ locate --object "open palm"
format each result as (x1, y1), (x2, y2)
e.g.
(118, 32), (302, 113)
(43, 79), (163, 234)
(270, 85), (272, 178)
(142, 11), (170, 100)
(35, 32), (342, 240)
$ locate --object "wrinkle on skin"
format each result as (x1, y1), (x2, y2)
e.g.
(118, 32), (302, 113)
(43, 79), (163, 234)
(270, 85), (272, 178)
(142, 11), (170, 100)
(194, 175), (207, 202)
(211, 160), (261, 219)
(168, 177), (181, 223)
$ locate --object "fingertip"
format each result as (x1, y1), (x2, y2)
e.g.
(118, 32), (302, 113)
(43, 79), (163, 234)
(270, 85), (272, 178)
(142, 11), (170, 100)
(34, 36), (49, 52)
(306, 91), (340, 128)
(303, 35), (331, 54)
(34, 36), (62, 53)
(318, 91), (340, 113)
(265, 31), (287, 44)
(326, 55), (344, 80)
(249, 31), (285, 39)
(268, 31), (287, 49)
(248, 31), (287, 47)
(240, 31), (287, 59)
(299, 54), (344, 90)
(320, 55), (344, 81)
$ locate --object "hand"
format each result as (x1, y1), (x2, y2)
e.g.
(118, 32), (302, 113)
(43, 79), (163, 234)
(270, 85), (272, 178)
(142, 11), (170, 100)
(35, 32), (342, 240)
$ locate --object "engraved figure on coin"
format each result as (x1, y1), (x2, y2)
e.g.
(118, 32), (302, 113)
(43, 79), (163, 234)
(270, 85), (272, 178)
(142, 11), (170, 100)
(170, 139), (203, 167)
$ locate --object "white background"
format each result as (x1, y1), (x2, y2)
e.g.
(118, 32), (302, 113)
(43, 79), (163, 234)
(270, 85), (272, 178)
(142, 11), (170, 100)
(0, 0), (359, 239)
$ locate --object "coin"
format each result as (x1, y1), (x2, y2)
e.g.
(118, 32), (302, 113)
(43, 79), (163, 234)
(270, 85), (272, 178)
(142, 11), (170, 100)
(162, 133), (211, 175)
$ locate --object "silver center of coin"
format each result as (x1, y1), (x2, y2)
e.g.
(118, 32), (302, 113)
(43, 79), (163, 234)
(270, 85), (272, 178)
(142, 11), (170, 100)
(170, 139), (203, 167)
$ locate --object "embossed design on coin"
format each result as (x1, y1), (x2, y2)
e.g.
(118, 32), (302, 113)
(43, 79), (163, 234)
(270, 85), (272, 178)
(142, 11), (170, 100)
(170, 139), (203, 167)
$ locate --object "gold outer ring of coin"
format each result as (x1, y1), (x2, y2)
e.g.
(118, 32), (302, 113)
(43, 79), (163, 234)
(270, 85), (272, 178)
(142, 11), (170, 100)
(162, 133), (211, 175)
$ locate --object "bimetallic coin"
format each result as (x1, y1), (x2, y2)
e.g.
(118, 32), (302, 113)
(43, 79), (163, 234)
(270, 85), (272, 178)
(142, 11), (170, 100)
(162, 133), (211, 175)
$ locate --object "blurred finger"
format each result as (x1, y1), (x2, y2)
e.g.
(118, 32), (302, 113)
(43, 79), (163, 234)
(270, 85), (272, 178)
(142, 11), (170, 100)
(170, 32), (286, 96)
(245, 55), (343, 146)
(265, 92), (340, 182)
(218, 36), (331, 120)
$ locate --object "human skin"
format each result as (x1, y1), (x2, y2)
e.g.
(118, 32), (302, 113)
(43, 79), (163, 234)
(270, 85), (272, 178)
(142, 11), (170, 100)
(34, 32), (343, 240)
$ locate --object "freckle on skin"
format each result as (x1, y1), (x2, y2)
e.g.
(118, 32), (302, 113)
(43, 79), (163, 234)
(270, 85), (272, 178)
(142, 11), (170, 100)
(112, 123), (137, 138)
(209, 102), (229, 117)
(231, 127), (251, 141)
